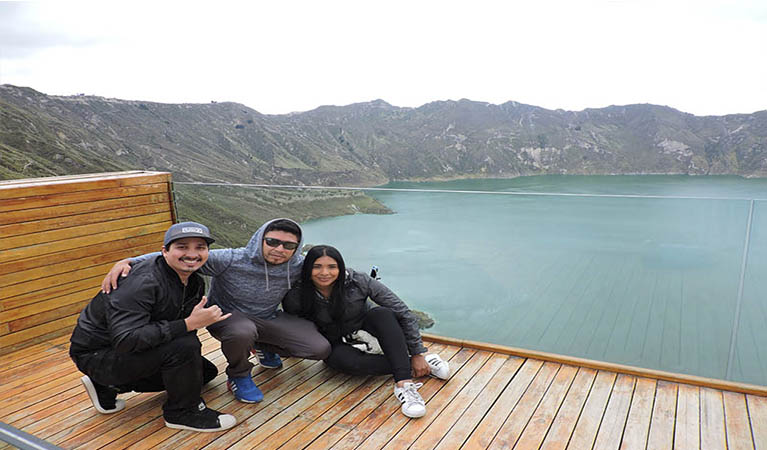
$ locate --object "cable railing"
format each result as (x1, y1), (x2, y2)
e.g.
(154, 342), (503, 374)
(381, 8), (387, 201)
(173, 177), (767, 386)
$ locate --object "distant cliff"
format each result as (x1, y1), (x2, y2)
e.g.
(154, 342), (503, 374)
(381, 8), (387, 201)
(2, 84), (766, 183)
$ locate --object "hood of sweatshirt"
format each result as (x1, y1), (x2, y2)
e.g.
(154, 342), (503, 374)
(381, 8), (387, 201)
(245, 217), (305, 286)
(206, 218), (304, 318)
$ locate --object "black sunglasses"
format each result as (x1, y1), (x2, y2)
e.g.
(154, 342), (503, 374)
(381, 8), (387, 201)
(263, 237), (299, 250)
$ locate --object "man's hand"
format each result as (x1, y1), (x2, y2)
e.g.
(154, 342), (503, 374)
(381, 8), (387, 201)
(411, 353), (430, 378)
(101, 259), (134, 294)
(185, 296), (231, 331)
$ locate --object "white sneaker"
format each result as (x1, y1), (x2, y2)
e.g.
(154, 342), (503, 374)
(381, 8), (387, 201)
(393, 382), (426, 418)
(425, 354), (450, 380)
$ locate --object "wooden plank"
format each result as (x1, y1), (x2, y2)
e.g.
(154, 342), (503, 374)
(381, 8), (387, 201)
(0, 241), (159, 290)
(0, 232), (163, 278)
(0, 355), (82, 400)
(0, 315), (78, 350)
(2, 221), (169, 267)
(646, 380), (678, 449)
(3, 387), (85, 428)
(700, 387), (727, 450)
(674, 384), (701, 450)
(423, 334), (767, 396)
(46, 391), (166, 445)
(141, 358), (310, 449)
(619, 377), (656, 450)
(747, 394), (767, 450)
(512, 364), (579, 450)
(7, 300), (89, 333)
(0, 327), (73, 357)
(0, 334), (68, 370)
(487, 361), (561, 449)
(0, 335), (69, 371)
(302, 349), (450, 450)
(538, 367), (598, 450)
(0, 379), (85, 427)
(1, 288), (91, 324)
(0, 172), (169, 200)
(305, 377), (396, 450)
(0, 369), (83, 418)
(352, 348), (480, 450)
(277, 376), (392, 449)
(0, 183), (170, 214)
(2, 275), (103, 311)
(461, 358), (544, 449)
(432, 356), (525, 450)
(180, 367), (338, 450)
(2, 262), (120, 300)
(158, 361), (329, 450)
(41, 352), (224, 446)
(96, 357), (229, 449)
(328, 346), (467, 450)
(723, 391), (756, 450)
(0, 192), (170, 226)
(0, 351), (71, 390)
(380, 350), (494, 450)
(229, 373), (358, 449)
(592, 373), (636, 450)
(0, 202), (169, 239)
(567, 370), (617, 449)
(0, 171), (160, 188)
(0, 211), (172, 251)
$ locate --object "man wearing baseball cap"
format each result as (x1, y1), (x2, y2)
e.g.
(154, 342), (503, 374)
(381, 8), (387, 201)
(69, 221), (237, 432)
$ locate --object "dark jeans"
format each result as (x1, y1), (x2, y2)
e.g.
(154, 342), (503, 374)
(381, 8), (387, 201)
(324, 307), (412, 382)
(70, 333), (217, 415)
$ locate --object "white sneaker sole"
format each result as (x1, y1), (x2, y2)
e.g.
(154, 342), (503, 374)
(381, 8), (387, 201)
(164, 414), (237, 432)
(80, 375), (125, 414)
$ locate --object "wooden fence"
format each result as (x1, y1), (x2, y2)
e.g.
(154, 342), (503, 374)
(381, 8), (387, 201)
(0, 171), (176, 355)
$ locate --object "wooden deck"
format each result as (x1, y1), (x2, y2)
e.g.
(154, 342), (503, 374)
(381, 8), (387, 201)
(2, 331), (766, 449)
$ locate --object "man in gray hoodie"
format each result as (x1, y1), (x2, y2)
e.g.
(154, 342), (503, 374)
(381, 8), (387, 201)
(102, 218), (331, 403)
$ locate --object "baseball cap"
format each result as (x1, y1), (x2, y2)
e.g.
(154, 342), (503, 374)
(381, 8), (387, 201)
(163, 221), (215, 247)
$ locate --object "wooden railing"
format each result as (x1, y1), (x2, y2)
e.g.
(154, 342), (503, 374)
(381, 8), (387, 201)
(0, 171), (176, 355)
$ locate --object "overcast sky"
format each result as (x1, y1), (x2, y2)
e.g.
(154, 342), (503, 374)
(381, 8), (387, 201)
(1, 1), (765, 116)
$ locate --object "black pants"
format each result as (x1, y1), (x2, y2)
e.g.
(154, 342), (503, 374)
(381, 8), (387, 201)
(70, 333), (217, 415)
(324, 307), (412, 382)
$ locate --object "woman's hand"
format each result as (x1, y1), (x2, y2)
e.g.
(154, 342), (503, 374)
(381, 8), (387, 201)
(411, 353), (430, 378)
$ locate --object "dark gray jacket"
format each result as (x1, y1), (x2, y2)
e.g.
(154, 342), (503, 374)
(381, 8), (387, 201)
(282, 268), (428, 355)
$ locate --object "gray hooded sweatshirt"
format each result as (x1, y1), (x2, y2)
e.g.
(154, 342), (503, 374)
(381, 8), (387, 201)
(133, 218), (304, 319)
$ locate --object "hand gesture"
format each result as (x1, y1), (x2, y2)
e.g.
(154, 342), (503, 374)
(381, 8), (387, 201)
(185, 296), (231, 331)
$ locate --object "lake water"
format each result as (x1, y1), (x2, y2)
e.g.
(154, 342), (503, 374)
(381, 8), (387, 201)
(299, 175), (767, 384)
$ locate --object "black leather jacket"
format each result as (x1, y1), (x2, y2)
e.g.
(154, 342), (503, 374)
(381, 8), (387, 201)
(282, 268), (428, 355)
(70, 256), (204, 354)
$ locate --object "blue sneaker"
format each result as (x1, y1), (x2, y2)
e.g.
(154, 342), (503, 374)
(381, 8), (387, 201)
(227, 376), (263, 403)
(252, 348), (283, 369)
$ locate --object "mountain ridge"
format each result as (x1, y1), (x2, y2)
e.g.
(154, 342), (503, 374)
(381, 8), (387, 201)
(1, 84), (765, 184)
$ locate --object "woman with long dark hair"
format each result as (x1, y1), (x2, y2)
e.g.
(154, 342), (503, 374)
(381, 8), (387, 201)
(282, 245), (449, 418)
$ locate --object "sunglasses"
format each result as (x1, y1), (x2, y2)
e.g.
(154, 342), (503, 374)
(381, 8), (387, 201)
(263, 237), (299, 250)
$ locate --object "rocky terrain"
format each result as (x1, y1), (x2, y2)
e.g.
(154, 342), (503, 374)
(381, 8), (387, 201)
(2, 84), (765, 246)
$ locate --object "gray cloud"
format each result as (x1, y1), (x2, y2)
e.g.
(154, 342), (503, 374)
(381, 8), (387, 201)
(0, 2), (103, 59)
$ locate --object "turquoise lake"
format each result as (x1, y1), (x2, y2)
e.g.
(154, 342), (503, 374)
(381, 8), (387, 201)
(299, 175), (767, 384)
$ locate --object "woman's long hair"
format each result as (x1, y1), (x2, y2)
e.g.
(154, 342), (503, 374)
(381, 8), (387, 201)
(300, 245), (347, 338)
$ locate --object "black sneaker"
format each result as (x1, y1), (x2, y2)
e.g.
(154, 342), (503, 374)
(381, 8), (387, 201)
(164, 401), (237, 432)
(80, 375), (126, 414)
